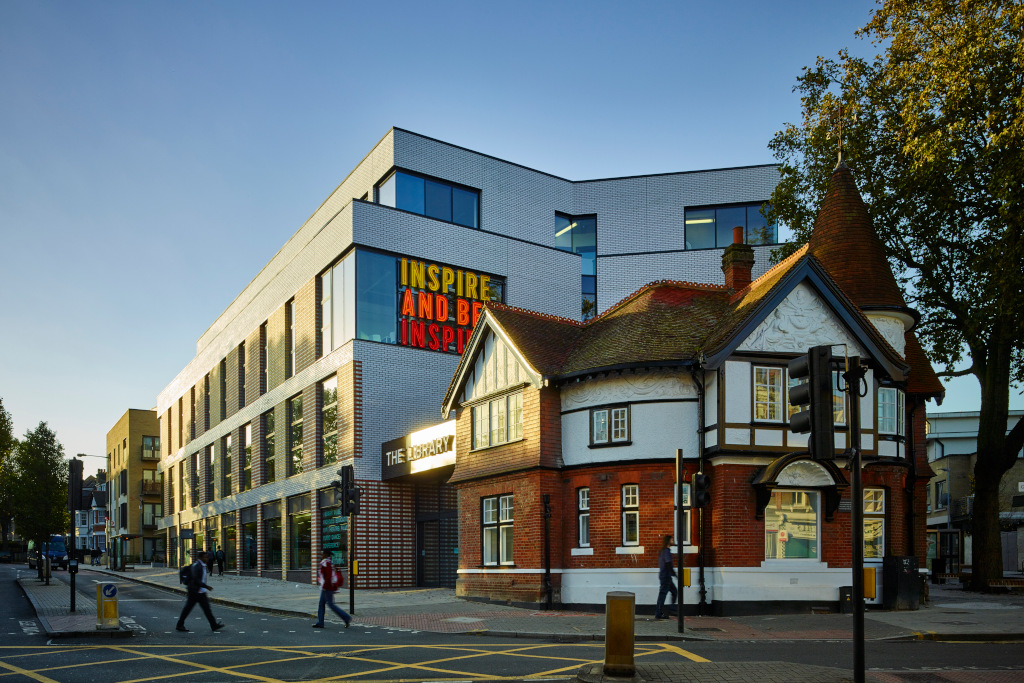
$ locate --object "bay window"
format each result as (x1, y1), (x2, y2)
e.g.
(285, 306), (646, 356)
(472, 391), (523, 449)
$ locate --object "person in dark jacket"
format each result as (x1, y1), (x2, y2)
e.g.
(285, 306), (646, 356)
(215, 546), (225, 576)
(654, 534), (678, 620)
(176, 551), (225, 632)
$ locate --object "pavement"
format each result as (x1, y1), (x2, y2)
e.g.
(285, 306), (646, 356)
(14, 565), (1024, 682)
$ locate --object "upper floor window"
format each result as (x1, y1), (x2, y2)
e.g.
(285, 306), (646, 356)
(222, 434), (232, 498)
(288, 395), (303, 477)
(471, 391), (523, 450)
(684, 202), (776, 249)
(864, 489), (885, 559)
(242, 423), (252, 491)
(577, 488), (590, 547)
(219, 358), (227, 420)
(322, 376), (338, 466)
(482, 494), (513, 566)
(264, 410), (277, 484)
(378, 170), (479, 229)
(285, 299), (295, 379)
(141, 436), (160, 460)
(555, 214), (597, 319)
(784, 368), (846, 425)
(238, 342), (246, 408)
(877, 387), (905, 435)
(622, 484), (640, 546)
(754, 366), (784, 422)
(591, 405), (629, 445)
(260, 322), (269, 395)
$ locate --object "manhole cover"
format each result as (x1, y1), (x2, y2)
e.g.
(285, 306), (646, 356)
(444, 617), (484, 623)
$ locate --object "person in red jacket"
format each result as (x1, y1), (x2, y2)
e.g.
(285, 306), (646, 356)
(312, 550), (351, 628)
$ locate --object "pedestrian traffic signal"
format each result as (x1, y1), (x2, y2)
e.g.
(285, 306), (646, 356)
(788, 345), (836, 459)
(692, 473), (710, 508)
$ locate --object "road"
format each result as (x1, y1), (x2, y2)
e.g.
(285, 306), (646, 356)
(3, 565), (1024, 682)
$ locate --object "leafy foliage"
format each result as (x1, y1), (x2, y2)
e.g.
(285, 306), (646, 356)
(0, 399), (16, 549)
(768, 0), (1024, 587)
(12, 422), (69, 547)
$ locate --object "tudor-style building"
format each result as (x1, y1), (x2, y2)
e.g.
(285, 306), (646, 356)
(442, 162), (944, 614)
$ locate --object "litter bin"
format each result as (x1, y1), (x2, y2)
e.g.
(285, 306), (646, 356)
(883, 556), (920, 610)
(838, 586), (853, 614)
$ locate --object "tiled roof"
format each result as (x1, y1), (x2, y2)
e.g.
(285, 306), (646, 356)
(904, 332), (945, 398)
(807, 163), (907, 310)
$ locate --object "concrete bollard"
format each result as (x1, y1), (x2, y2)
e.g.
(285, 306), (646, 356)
(603, 591), (635, 677)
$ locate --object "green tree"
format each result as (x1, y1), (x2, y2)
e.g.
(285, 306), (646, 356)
(768, 0), (1024, 588)
(12, 422), (69, 551)
(0, 399), (16, 549)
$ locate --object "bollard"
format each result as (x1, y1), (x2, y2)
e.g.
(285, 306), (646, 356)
(603, 591), (635, 677)
(96, 584), (119, 630)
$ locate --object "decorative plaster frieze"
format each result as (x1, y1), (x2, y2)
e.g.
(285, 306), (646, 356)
(866, 314), (907, 356)
(561, 369), (695, 409)
(738, 283), (866, 356)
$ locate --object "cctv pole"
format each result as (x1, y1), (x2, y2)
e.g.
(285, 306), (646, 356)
(845, 357), (866, 683)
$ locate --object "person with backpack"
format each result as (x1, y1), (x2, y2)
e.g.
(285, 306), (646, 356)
(215, 546), (225, 576)
(312, 549), (351, 628)
(176, 551), (225, 633)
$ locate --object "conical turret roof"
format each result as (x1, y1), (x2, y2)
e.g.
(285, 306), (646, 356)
(806, 162), (907, 311)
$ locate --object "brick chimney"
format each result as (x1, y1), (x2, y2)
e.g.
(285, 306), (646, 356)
(721, 226), (754, 292)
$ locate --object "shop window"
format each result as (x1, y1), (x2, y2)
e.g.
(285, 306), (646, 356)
(264, 517), (282, 570)
(864, 489), (885, 559)
(378, 170), (479, 229)
(288, 494), (312, 570)
(591, 405), (629, 446)
(878, 387), (905, 435)
(472, 391), (523, 449)
(242, 424), (252, 491)
(263, 410), (276, 484)
(241, 507), (258, 571)
(482, 494), (513, 566)
(577, 488), (590, 547)
(622, 484), (639, 546)
(754, 366), (784, 422)
(684, 202), (776, 249)
(288, 395), (303, 477)
(764, 490), (819, 560)
(321, 376), (338, 466)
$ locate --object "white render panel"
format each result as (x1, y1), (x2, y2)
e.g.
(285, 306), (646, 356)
(878, 440), (898, 457)
(704, 371), (718, 428)
(724, 361), (751, 424)
(755, 429), (784, 447)
(737, 282), (867, 356)
(704, 563), (850, 604)
(725, 428), (751, 445)
(560, 568), (693, 607)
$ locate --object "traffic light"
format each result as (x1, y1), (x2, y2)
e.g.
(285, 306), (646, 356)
(338, 465), (353, 515)
(788, 345), (836, 459)
(692, 473), (710, 508)
(346, 485), (361, 516)
(68, 458), (83, 512)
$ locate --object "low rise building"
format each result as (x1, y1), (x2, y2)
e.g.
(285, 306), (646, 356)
(106, 409), (164, 565)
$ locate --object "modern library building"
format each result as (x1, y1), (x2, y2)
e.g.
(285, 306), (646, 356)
(156, 127), (781, 592)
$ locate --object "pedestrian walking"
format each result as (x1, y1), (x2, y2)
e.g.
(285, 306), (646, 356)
(176, 551), (225, 633)
(312, 550), (351, 628)
(215, 546), (225, 576)
(654, 534), (678, 620)
(90, 547), (100, 566)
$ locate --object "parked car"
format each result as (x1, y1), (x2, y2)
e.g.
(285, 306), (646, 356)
(26, 536), (69, 570)
(0, 549), (12, 563)
(27, 549), (39, 569)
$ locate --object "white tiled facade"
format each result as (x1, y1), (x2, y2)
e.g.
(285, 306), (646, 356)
(156, 127), (779, 588)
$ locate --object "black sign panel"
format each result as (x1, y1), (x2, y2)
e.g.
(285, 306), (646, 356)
(382, 421), (456, 480)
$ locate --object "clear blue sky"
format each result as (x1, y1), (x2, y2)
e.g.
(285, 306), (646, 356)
(1, 1), (1014, 476)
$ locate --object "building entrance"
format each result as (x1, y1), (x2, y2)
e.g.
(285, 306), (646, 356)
(414, 480), (457, 588)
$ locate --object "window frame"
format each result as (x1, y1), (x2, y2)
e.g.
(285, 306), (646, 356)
(220, 434), (231, 498)
(471, 390), (524, 451)
(481, 494), (514, 566)
(621, 484), (640, 546)
(877, 387), (905, 436)
(764, 489), (820, 561)
(288, 395), (303, 477)
(590, 404), (630, 446)
(864, 488), (885, 559)
(754, 365), (785, 423)
(321, 375), (339, 467)
(577, 487), (590, 548)
(263, 409), (276, 484)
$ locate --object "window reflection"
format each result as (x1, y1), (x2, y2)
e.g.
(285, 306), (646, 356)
(555, 213), (598, 319)
(685, 203), (776, 248)
(378, 170), (479, 229)
(764, 490), (818, 560)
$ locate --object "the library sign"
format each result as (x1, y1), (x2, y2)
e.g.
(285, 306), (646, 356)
(397, 257), (503, 354)
(382, 420), (456, 480)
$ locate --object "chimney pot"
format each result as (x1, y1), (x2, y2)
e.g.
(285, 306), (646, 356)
(732, 226), (744, 244)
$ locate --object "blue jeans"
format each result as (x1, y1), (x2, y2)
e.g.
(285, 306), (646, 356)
(316, 590), (351, 626)
(655, 577), (677, 617)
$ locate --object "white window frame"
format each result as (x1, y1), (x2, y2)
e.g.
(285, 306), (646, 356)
(764, 489), (820, 560)
(472, 391), (523, 450)
(577, 488), (590, 547)
(482, 494), (513, 566)
(754, 366), (784, 422)
(877, 387), (905, 436)
(621, 484), (639, 546)
(592, 405), (630, 445)
(864, 488), (885, 560)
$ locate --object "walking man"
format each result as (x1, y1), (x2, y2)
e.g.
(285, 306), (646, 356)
(215, 545), (225, 576)
(312, 550), (351, 628)
(176, 550), (225, 632)
(654, 534), (678, 620)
